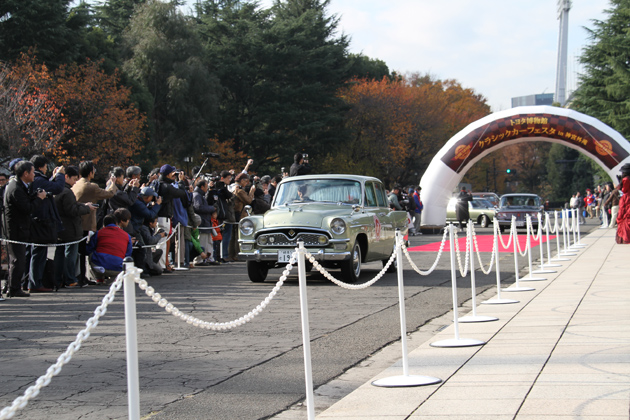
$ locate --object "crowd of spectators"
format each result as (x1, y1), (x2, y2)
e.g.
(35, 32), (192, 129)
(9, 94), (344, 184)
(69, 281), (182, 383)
(0, 155), (285, 301)
(568, 180), (622, 228)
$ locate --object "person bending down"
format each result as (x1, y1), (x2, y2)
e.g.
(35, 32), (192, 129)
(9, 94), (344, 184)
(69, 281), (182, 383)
(87, 208), (133, 282)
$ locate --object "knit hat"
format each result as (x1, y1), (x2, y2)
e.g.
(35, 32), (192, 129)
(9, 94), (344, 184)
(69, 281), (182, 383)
(160, 164), (177, 175)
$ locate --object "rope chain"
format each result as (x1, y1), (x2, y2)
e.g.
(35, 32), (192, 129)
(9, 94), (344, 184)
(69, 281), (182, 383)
(0, 274), (125, 420)
(470, 223), (496, 275)
(1, 235), (88, 248)
(135, 252), (297, 330)
(305, 240), (397, 290)
(401, 228), (448, 276)
(453, 227), (470, 277)
(496, 220), (514, 249)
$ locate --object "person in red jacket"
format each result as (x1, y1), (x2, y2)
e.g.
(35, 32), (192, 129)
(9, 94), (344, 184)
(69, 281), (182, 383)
(87, 208), (133, 280)
(210, 210), (223, 264)
(615, 164), (630, 244)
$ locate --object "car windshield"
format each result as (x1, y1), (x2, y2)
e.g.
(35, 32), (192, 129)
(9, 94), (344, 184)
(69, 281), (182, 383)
(274, 179), (363, 206)
(500, 195), (541, 208)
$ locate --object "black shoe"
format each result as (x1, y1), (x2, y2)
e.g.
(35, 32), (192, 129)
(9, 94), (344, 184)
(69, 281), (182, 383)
(8, 289), (30, 298)
(81, 280), (98, 286)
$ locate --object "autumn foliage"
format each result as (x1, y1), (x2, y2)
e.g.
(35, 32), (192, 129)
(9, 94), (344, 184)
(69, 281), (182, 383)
(325, 75), (490, 186)
(0, 52), (146, 171)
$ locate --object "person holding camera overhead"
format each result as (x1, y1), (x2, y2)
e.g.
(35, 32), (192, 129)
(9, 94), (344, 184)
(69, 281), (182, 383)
(289, 152), (312, 177)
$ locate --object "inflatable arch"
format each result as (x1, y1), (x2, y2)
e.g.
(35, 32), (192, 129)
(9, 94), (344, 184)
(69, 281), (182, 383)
(420, 105), (630, 226)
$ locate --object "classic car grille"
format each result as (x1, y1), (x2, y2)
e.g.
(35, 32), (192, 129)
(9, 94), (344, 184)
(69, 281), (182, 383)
(257, 231), (330, 247)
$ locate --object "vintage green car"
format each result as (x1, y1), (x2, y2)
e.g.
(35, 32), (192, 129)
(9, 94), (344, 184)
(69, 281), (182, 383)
(445, 196), (497, 227)
(238, 174), (409, 282)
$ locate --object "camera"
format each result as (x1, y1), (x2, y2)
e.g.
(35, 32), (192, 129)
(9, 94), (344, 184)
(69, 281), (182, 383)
(302, 153), (308, 159)
(201, 152), (220, 158)
(281, 167), (285, 173)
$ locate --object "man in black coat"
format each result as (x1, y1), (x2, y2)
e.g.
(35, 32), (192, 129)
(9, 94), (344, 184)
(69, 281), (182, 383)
(289, 153), (312, 177)
(3, 161), (47, 298)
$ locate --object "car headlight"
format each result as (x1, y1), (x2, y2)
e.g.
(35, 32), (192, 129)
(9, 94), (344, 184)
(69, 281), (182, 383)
(330, 218), (346, 235)
(240, 219), (254, 236)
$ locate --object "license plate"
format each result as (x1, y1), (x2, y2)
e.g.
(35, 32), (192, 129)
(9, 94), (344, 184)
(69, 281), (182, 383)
(516, 221), (525, 227)
(278, 250), (293, 263)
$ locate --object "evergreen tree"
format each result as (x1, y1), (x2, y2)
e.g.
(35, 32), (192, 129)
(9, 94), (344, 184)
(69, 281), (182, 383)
(572, 0), (630, 140)
(123, 0), (219, 159)
(0, 0), (87, 66)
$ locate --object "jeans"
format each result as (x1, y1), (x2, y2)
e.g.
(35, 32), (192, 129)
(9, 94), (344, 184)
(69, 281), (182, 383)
(29, 245), (48, 289)
(54, 243), (79, 287)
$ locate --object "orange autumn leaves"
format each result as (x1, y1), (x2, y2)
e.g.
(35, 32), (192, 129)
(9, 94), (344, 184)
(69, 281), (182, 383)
(0, 52), (146, 170)
(326, 75), (490, 184)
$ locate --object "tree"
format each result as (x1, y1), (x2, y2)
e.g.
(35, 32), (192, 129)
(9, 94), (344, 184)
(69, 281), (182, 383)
(0, 55), (69, 157)
(123, 0), (219, 160)
(326, 75), (490, 187)
(347, 53), (391, 81)
(48, 59), (147, 171)
(572, 0), (630, 140)
(0, 0), (88, 66)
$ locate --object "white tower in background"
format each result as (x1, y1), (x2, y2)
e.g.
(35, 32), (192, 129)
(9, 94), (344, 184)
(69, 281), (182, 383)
(555, 0), (572, 106)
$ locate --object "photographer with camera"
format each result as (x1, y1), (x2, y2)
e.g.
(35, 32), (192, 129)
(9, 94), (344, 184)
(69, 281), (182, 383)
(28, 155), (66, 293)
(289, 153), (312, 177)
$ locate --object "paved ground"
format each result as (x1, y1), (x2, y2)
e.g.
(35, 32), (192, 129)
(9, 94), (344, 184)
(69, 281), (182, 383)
(0, 219), (602, 419)
(297, 226), (630, 419)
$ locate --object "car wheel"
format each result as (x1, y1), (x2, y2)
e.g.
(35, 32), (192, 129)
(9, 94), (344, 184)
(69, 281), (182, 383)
(341, 241), (361, 282)
(247, 261), (269, 283)
(480, 215), (489, 228)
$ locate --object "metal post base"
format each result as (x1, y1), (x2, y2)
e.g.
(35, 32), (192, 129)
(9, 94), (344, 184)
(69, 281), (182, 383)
(539, 263), (562, 268)
(372, 375), (442, 388)
(173, 267), (189, 271)
(431, 338), (485, 348)
(519, 275), (547, 282)
(458, 315), (499, 323)
(502, 285), (535, 292)
(550, 257), (570, 262)
(559, 252), (577, 256)
(532, 269), (556, 274)
(482, 298), (519, 305)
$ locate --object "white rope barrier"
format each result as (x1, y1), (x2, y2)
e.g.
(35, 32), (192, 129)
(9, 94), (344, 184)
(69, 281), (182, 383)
(0, 274), (125, 420)
(1, 235), (88, 248)
(470, 223), (496, 275)
(135, 253), (297, 329)
(496, 223), (514, 249)
(401, 228), (448, 276)
(453, 227), (470, 277)
(514, 217), (529, 257)
(306, 242), (397, 290)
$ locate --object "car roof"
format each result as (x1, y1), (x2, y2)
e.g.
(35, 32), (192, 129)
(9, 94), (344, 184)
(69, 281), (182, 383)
(500, 193), (540, 197)
(278, 174), (383, 184)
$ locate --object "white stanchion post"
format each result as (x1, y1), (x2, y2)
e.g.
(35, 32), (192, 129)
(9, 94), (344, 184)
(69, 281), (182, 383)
(576, 209), (586, 245)
(373, 232), (442, 387)
(460, 221), (498, 322)
(431, 224), (485, 348)
(540, 212), (562, 268)
(559, 210), (577, 257)
(296, 242), (315, 420)
(502, 218), (534, 293)
(173, 225), (189, 271)
(483, 220), (518, 305)
(533, 213), (557, 273)
(123, 258), (141, 420)
(551, 211), (570, 262)
(571, 209), (587, 247)
(520, 215), (546, 281)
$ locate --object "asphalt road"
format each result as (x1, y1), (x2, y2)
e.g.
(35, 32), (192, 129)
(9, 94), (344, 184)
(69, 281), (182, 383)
(0, 222), (595, 420)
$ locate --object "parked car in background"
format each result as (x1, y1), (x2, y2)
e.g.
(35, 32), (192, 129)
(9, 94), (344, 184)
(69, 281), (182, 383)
(238, 175), (409, 283)
(445, 196), (496, 228)
(495, 193), (544, 232)
(472, 192), (500, 207)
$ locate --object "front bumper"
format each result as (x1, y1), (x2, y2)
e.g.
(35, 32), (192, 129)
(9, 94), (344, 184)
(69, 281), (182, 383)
(238, 248), (351, 262)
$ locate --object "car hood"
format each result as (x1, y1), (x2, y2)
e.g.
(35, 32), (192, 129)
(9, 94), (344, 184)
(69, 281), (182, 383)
(261, 204), (351, 229)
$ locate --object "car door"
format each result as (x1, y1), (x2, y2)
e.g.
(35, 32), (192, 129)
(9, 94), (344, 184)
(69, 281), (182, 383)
(362, 181), (386, 258)
(372, 181), (394, 257)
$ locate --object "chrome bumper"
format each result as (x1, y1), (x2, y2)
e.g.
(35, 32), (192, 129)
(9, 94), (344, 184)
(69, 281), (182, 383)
(238, 249), (351, 262)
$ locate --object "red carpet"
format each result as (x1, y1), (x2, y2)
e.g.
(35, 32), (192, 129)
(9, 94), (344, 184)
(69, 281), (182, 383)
(408, 234), (557, 253)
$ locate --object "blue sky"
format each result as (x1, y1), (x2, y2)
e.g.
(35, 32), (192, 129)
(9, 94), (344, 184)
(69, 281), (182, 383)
(183, 0), (610, 112)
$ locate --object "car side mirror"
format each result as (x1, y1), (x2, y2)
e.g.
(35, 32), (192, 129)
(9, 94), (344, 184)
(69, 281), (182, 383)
(244, 205), (252, 216)
(352, 204), (361, 213)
